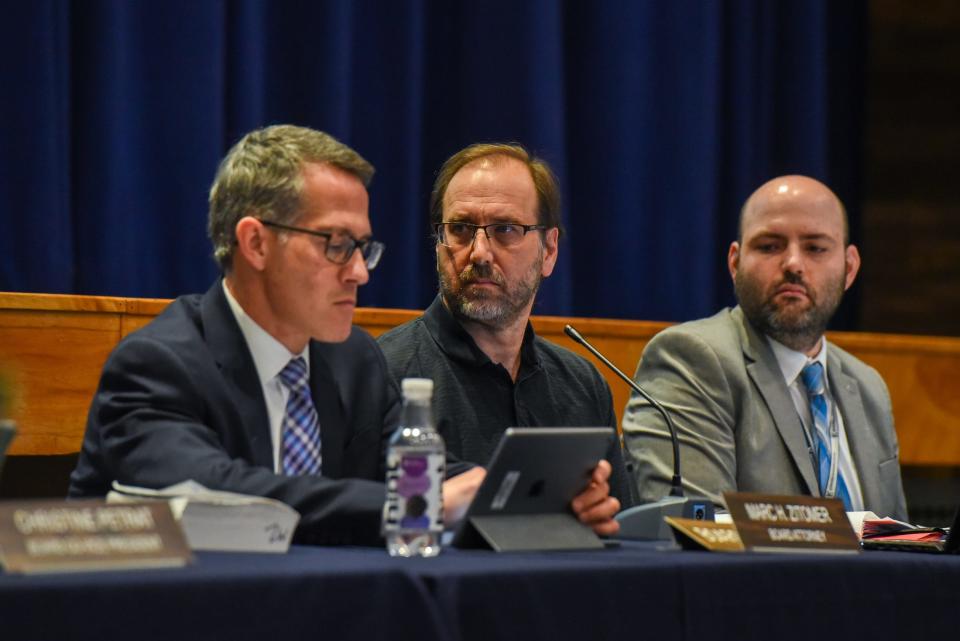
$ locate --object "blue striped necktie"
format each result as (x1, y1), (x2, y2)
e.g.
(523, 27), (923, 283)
(278, 357), (322, 475)
(800, 362), (851, 510)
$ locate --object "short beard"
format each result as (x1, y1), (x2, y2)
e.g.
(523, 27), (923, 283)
(735, 269), (845, 353)
(438, 248), (543, 329)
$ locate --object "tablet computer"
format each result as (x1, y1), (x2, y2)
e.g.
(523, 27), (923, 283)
(451, 426), (614, 551)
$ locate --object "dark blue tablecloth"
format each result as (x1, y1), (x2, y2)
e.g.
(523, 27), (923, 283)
(0, 546), (445, 641)
(2, 542), (958, 641)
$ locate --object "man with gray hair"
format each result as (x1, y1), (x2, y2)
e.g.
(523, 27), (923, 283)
(70, 125), (482, 545)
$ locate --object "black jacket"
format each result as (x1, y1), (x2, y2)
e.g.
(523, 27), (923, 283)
(69, 281), (399, 545)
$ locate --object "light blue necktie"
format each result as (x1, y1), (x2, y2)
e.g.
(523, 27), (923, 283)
(800, 362), (851, 510)
(278, 357), (322, 475)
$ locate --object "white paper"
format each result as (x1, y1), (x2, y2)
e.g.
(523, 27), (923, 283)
(107, 480), (300, 553)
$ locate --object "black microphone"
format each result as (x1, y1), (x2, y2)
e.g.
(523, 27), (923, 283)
(564, 324), (714, 539)
(564, 324), (683, 497)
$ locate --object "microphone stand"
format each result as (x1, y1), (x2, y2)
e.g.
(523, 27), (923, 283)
(564, 325), (713, 540)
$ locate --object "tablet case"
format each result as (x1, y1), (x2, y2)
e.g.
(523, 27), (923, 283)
(452, 427), (613, 552)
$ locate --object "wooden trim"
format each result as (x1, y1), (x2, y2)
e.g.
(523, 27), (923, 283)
(2, 291), (959, 466)
(0, 292), (128, 313)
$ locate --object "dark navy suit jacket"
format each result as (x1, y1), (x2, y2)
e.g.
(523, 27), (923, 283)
(69, 281), (400, 545)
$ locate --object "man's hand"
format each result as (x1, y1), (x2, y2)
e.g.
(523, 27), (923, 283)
(442, 466), (486, 525)
(571, 459), (621, 536)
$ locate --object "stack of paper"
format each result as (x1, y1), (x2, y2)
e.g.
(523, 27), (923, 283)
(107, 481), (299, 553)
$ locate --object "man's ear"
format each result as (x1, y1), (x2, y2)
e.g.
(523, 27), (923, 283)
(727, 241), (740, 282)
(844, 244), (861, 291)
(234, 216), (270, 271)
(540, 227), (560, 278)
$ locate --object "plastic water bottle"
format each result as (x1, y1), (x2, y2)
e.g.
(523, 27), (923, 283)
(384, 378), (445, 557)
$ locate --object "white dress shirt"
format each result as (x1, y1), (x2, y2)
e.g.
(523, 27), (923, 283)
(222, 280), (310, 473)
(766, 336), (865, 511)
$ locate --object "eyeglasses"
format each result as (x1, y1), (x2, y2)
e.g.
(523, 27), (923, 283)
(434, 222), (546, 249)
(257, 219), (385, 270)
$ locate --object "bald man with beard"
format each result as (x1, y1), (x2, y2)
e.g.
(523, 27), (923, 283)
(622, 175), (907, 520)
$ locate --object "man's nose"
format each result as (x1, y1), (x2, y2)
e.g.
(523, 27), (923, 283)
(782, 243), (804, 274)
(468, 227), (494, 264)
(343, 249), (370, 285)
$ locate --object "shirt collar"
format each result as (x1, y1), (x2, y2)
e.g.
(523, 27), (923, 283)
(766, 334), (829, 389)
(423, 295), (542, 374)
(222, 279), (309, 385)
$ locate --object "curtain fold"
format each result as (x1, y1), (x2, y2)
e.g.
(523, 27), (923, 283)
(0, 0), (866, 326)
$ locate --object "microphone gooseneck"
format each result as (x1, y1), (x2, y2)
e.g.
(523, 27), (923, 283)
(563, 324), (684, 498)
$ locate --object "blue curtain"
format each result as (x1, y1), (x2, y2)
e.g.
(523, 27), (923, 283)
(0, 0), (866, 326)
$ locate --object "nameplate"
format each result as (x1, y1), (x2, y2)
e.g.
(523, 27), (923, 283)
(724, 492), (860, 554)
(665, 517), (744, 552)
(0, 499), (193, 574)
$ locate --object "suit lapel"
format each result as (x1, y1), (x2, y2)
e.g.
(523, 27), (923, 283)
(734, 307), (820, 495)
(309, 342), (346, 479)
(201, 281), (273, 469)
(827, 347), (880, 509)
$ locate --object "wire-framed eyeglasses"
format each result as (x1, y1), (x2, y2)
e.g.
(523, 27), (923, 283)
(258, 219), (385, 270)
(434, 221), (546, 249)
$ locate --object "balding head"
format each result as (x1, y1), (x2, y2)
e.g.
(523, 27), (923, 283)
(738, 175), (848, 245)
(728, 175), (859, 355)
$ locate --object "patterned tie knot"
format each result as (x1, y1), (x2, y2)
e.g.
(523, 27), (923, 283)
(800, 362), (825, 397)
(279, 357), (308, 392)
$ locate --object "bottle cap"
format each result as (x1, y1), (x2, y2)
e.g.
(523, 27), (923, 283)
(401, 377), (433, 399)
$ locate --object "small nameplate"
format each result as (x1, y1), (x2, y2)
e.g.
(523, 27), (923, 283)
(0, 499), (193, 574)
(724, 492), (859, 554)
(665, 517), (744, 552)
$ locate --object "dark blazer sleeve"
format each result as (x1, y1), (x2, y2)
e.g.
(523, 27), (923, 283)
(70, 322), (397, 546)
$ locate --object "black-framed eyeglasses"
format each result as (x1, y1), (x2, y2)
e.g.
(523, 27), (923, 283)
(434, 221), (547, 249)
(257, 219), (385, 270)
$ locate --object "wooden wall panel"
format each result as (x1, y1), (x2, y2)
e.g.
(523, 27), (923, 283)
(2, 292), (960, 467)
(0, 304), (122, 455)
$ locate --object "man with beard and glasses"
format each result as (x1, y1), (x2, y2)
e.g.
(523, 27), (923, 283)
(622, 175), (907, 519)
(378, 143), (630, 536)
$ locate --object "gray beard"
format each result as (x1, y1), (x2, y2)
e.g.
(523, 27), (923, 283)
(438, 255), (542, 330)
(735, 270), (844, 353)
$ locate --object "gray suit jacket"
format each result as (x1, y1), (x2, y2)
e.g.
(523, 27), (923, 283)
(622, 306), (908, 520)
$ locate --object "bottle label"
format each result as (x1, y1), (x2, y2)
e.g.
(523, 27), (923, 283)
(384, 451), (445, 532)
